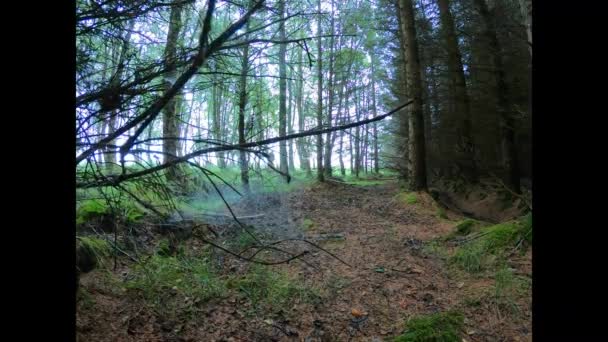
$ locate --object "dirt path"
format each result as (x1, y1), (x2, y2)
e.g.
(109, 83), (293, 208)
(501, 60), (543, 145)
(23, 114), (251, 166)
(77, 180), (531, 342)
(276, 181), (459, 341)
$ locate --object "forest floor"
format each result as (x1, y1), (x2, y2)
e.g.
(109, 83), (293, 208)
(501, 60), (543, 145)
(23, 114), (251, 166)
(77, 179), (531, 342)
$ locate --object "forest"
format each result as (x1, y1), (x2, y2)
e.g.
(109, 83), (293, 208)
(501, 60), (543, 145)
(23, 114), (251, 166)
(76, 0), (532, 340)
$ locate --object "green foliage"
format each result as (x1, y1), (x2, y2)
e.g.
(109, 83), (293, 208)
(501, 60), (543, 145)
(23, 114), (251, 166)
(493, 266), (531, 315)
(233, 230), (258, 250)
(78, 236), (111, 266)
(126, 255), (227, 312)
(454, 219), (477, 235)
(76, 191), (147, 226)
(422, 239), (450, 259)
(230, 264), (320, 315)
(394, 310), (464, 342)
(302, 218), (315, 231)
(76, 199), (109, 225)
(451, 242), (485, 273)
(450, 215), (533, 273)
(437, 207), (448, 219)
(156, 239), (174, 257)
(397, 192), (418, 205)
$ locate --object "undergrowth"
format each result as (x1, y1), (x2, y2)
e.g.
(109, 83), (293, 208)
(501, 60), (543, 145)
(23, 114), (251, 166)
(394, 310), (464, 342)
(450, 214), (532, 273)
(229, 264), (321, 316)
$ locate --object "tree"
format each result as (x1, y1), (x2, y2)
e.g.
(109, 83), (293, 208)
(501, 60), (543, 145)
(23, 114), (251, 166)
(278, 0), (290, 182)
(315, 0), (324, 182)
(437, 0), (476, 182)
(162, 2), (184, 181)
(237, 13), (251, 192)
(474, 0), (520, 193)
(399, 0), (427, 191)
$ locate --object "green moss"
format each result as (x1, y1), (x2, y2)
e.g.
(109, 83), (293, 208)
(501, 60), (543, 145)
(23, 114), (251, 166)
(449, 215), (533, 273)
(77, 236), (112, 266)
(302, 218), (315, 231)
(394, 310), (464, 342)
(397, 192), (418, 205)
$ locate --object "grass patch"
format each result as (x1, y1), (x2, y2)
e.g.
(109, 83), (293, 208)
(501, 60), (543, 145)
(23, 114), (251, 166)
(126, 254), (227, 316)
(436, 207), (448, 219)
(394, 310), (464, 342)
(449, 215), (532, 273)
(77, 236), (112, 268)
(493, 266), (531, 315)
(397, 192), (418, 205)
(422, 239), (450, 259)
(302, 218), (315, 231)
(229, 264), (321, 315)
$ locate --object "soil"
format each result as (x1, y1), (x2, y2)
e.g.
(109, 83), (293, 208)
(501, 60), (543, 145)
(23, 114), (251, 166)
(77, 180), (531, 342)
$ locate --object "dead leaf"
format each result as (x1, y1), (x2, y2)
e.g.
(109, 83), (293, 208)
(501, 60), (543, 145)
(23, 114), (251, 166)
(351, 308), (367, 317)
(399, 299), (408, 309)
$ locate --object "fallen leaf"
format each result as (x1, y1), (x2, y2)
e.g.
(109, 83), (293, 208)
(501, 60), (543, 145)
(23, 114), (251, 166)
(399, 299), (408, 309)
(351, 308), (367, 317)
(457, 282), (465, 289)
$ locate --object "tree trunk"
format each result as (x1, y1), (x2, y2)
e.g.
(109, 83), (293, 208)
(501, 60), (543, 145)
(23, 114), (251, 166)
(162, 3), (183, 181)
(278, 0), (290, 182)
(437, 0), (477, 182)
(287, 64), (295, 172)
(316, 0), (324, 182)
(323, 0), (336, 178)
(104, 21), (134, 170)
(295, 48), (312, 176)
(474, 0), (520, 193)
(211, 69), (226, 168)
(399, 0), (427, 191)
(237, 23), (250, 193)
(370, 55), (380, 173)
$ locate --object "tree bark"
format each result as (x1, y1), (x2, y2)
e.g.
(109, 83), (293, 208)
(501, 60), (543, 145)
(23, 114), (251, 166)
(295, 47), (312, 176)
(162, 2), (184, 181)
(237, 22), (250, 193)
(316, 0), (324, 182)
(437, 0), (477, 182)
(474, 0), (520, 193)
(370, 55), (380, 173)
(400, 0), (427, 191)
(323, 0), (336, 178)
(278, 0), (290, 182)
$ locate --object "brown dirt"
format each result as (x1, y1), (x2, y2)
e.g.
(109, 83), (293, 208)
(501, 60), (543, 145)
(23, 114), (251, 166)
(77, 180), (531, 342)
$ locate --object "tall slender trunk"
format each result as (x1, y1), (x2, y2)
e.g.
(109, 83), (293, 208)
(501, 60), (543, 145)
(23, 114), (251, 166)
(278, 0), (289, 182)
(323, 0), (336, 178)
(370, 55), (380, 173)
(474, 0), (520, 193)
(438, 0), (477, 182)
(316, 0), (324, 181)
(104, 20), (134, 170)
(295, 48), (312, 176)
(400, 0), (427, 191)
(287, 65), (295, 172)
(162, 3), (184, 181)
(212, 70), (226, 168)
(354, 83), (361, 178)
(237, 21), (250, 193)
